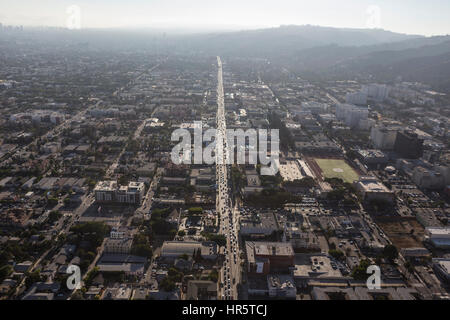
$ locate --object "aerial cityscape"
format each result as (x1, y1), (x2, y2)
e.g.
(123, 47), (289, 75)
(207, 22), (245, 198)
(0, 0), (450, 307)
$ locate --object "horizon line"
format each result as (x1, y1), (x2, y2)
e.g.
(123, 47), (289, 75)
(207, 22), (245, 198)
(1, 23), (444, 37)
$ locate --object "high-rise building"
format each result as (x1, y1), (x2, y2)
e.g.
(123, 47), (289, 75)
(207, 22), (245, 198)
(345, 91), (368, 106)
(370, 125), (398, 150)
(335, 104), (368, 129)
(394, 130), (424, 159)
(361, 84), (390, 102)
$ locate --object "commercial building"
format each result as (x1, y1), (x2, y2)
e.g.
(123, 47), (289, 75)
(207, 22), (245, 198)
(246, 241), (295, 275)
(411, 166), (445, 190)
(302, 101), (329, 114)
(185, 280), (217, 300)
(247, 274), (296, 299)
(361, 84), (390, 102)
(357, 149), (388, 166)
(96, 254), (146, 275)
(400, 248), (431, 261)
(104, 237), (133, 254)
(240, 211), (280, 238)
(425, 227), (450, 248)
(311, 286), (417, 300)
(335, 104), (368, 130)
(94, 181), (117, 203)
(160, 241), (218, 261)
(295, 140), (340, 154)
(104, 227), (134, 254)
(94, 180), (145, 205)
(370, 125), (398, 150)
(354, 176), (395, 203)
(293, 254), (345, 288)
(432, 259), (450, 283)
(345, 91), (367, 106)
(285, 230), (321, 252)
(267, 275), (296, 298)
(394, 131), (424, 159)
(435, 165), (450, 185)
(116, 182), (145, 204)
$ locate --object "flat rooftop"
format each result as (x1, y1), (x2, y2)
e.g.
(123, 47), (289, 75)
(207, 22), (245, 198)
(356, 177), (390, 193)
(246, 241), (294, 261)
(294, 254), (342, 279)
(94, 180), (117, 191)
(427, 227), (450, 236)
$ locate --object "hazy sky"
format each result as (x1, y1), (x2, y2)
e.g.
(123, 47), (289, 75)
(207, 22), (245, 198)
(0, 0), (449, 35)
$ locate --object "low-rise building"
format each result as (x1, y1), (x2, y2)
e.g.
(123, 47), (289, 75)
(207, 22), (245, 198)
(267, 274), (296, 299)
(104, 237), (133, 254)
(160, 241), (218, 261)
(185, 280), (217, 300)
(354, 176), (394, 203)
(432, 259), (450, 283)
(240, 211), (279, 238)
(425, 227), (450, 248)
(412, 166), (445, 190)
(246, 241), (295, 275)
(94, 181), (145, 205)
(357, 149), (388, 166)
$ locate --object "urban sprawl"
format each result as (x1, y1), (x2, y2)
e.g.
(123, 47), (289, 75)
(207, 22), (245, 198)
(0, 26), (449, 301)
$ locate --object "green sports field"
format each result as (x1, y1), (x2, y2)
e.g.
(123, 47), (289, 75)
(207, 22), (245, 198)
(314, 158), (360, 183)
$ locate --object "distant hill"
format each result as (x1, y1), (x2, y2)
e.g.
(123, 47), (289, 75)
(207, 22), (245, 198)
(287, 38), (450, 92)
(186, 25), (450, 92)
(333, 45), (450, 93)
(185, 25), (423, 57)
(284, 35), (450, 70)
(2, 24), (448, 92)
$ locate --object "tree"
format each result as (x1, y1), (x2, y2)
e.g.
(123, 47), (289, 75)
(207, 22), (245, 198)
(132, 244), (152, 258)
(131, 232), (152, 258)
(71, 290), (84, 300)
(383, 244), (398, 262)
(283, 177), (315, 188)
(169, 229), (177, 239)
(193, 248), (202, 262)
(346, 150), (359, 160)
(327, 189), (346, 201)
(208, 269), (219, 283)
(404, 261), (414, 273)
(204, 234), (226, 247)
(25, 269), (43, 288)
(168, 268), (183, 282)
(0, 265), (12, 282)
(328, 249), (344, 260)
(48, 210), (62, 224)
(160, 278), (176, 292)
(188, 207), (203, 215)
(83, 267), (99, 287)
(179, 254), (189, 260)
(118, 175), (129, 186)
(351, 259), (371, 281)
(70, 222), (110, 249)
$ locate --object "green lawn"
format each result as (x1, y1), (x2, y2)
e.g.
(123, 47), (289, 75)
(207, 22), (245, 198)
(315, 159), (360, 183)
